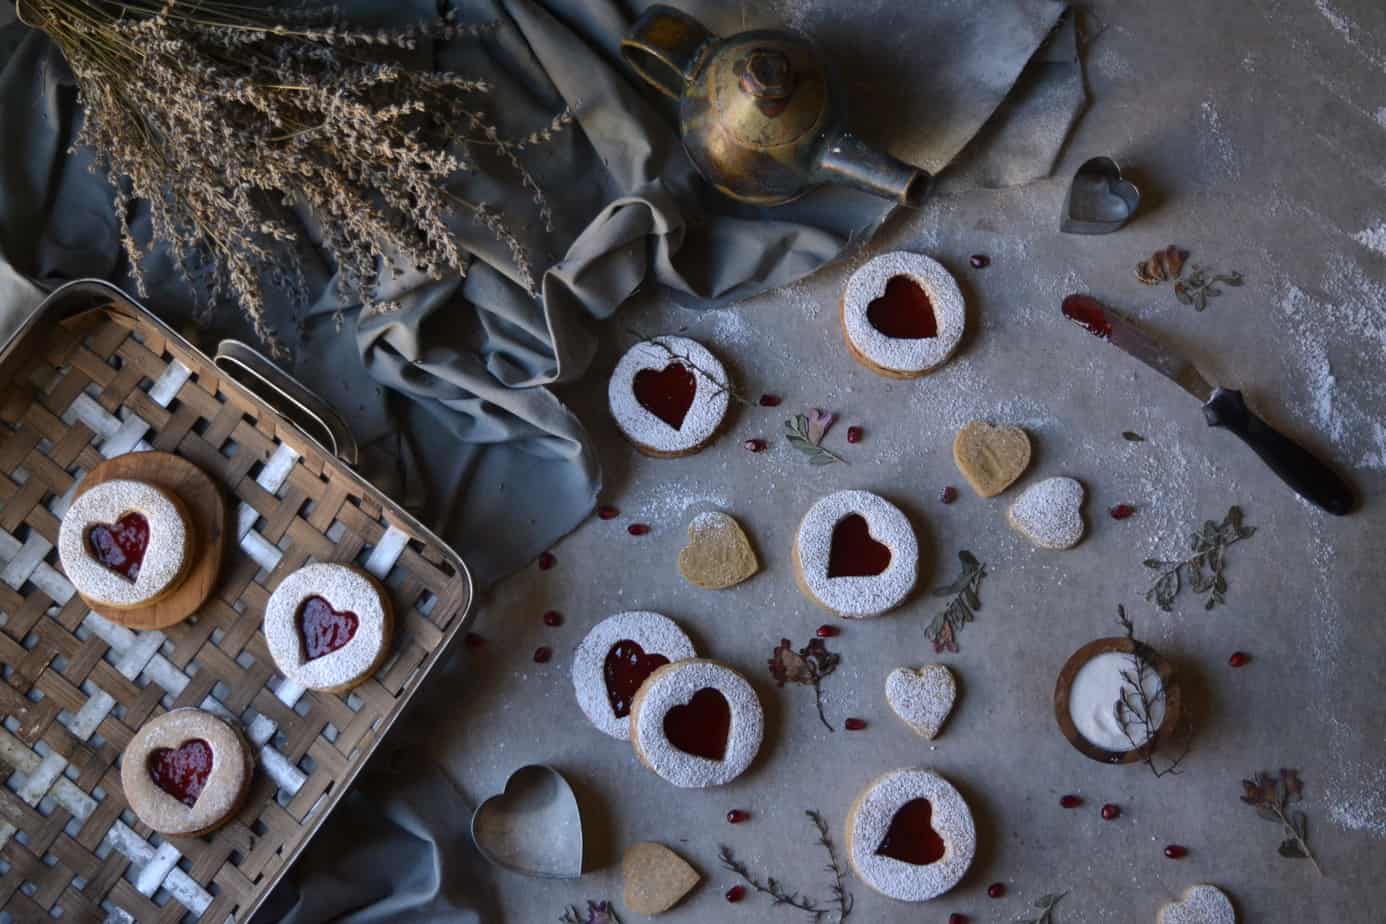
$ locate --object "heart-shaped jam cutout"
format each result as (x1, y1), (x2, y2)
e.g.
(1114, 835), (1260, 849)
(147, 738), (214, 808)
(875, 798), (946, 865)
(605, 640), (671, 718)
(866, 275), (937, 339)
(663, 687), (731, 761)
(827, 514), (891, 578)
(85, 511), (150, 583)
(633, 362), (697, 430)
(298, 596), (359, 661)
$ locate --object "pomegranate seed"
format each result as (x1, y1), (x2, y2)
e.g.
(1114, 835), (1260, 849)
(758, 393), (782, 407)
(940, 486), (959, 504)
(464, 632), (485, 649)
(969, 254), (991, 269)
(949, 915), (969, 924)
(1101, 803), (1120, 820)
(597, 505), (619, 520)
(815, 624), (840, 638)
(628, 523), (651, 536)
(847, 426), (863, 444)
(743, 438), (767, 453)
(987, 882), (1006, 899)
(1060, 794), (1083, 808)
(1164, 844), (1187, 859)
(1109, 503), (1137, 520)
(1228, 651), (1250, 668)
(533, 646), (552, 664)
(726, 809), (750, 824)
(538, 551), (555, 571)
(725, 885), (746, 903)
(844, 717), (867, 731)
(542, 610), (563, 627)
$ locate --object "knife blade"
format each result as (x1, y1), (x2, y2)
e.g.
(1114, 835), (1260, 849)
(1061, 294), (1354, 516)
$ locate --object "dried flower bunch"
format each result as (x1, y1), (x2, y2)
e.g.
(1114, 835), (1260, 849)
(20, 0), (572, 348)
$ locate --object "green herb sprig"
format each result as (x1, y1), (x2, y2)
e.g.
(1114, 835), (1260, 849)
(1016, 891), (1068, 924)
(925, 550), (988, 653)
(559, 900), (621, 923)
(1175, 267), (1244, 311)
(1142, 506), (1255, 611)
(785, 409), (845, 465)
(1241, 769), (1323, 875)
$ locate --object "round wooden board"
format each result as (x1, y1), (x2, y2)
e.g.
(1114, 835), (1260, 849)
(72, 451), (227, 630)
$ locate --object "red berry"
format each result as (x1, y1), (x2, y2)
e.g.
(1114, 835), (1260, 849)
(969, 254), (991, 269)
(1109, 503), (1137, 520)
(940, 486), (959, 504)
(628, 523), (651, 536)
(538, 551), (556, 571)
(743, 438), (767, 453)
(1060, 794), (1083, 808)
(758, 393), (782, 407)
(597, 505), (619, 520)
(815, 624), (840, 638)
(1164, 844), (1187, 859)
(844, 717), (867, 731)
(464, 632), (485, 649)
(847, 426), (863, 444)
(1229, 651), (1250, 668)
(533, 646), (552, 664)
(987, 882), (1006, 899)
(949, 915), (970, 924)
(725, 885), (746, 903)
(726, 809), (749, 824)
(542, 610), (563, 627)
(1101, 803), (1120, 820)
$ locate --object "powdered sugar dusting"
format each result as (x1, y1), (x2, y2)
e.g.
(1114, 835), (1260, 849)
(1008, 477), (1086, 549)
(1158, 884), (1236, 924)
(629, 476), (731, 522)
(608, 337), (731, 454)
(842, 251), (966, 374)
(120, 708), (250, 836)
(1376, 107), (1386, 129)
(1199, 99), (1241, 178)
(884, 665), (956, 739)
(572, 612), (696, 740)
(631, 659), (763, 788)
(1315, 0), (1386, 71)
(58, 479), (188, 608)
(1353, 222), (1386, 257)
(264, 563), (389, 690)
(848, 768), (975, 902)
(795, 490), (919, 617)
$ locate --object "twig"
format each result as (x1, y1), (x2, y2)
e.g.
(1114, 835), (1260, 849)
(626, 326), (752, 406)
(807, 810), (854, 923)
(718, 846), (826, 919)
(1115, 607), (1191, 778)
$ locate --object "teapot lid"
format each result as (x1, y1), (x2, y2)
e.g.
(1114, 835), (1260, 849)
(707, 31), (827, 150)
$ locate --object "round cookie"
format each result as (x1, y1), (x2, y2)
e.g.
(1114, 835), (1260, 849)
(608, 336), (732, 457)
(573, 611), (698, 740)
(629, 659), (763, 788)
(846, 768), (976, 902)
(121, 708), (253, 837)
(264, 562), (394, 693)
(840, 252), (965, 379)
(58, 478), (193, 610)
(792, 490), (919, 618)
(1008, 476), (1086, 549)
(1159, 884), (1236, 924)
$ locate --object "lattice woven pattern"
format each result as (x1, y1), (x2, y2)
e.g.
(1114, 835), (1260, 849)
(0, 302), (472, 923)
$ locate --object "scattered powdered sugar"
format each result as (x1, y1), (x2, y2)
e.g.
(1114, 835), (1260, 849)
(264, 563), (388, 690)
(1315, 0), (1386, 71)
(701, 307), (754, 348)
(1068, 652), (1163, 752)
(795, 490), (919, 617)
(58, 479), (188, 608)
(1199, 100), (1241, 179)
(848, 768), (975, 902)
(1158, 884), (1236, 924)
(571, 611), (696, 741)
(631, 659), (763, 788)
(608, 336), (731, 454)
(1376, 106), (1386, 130)
(1353, 222), (1386, 257)
(884, 665), (956, 739)
(629, 476), (731, 522)
(1007, 477), (1086, 549)
(842, 252), (965, 374)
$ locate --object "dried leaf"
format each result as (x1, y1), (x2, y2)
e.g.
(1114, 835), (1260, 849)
(925, 551), (987, 653)
(769, 639), (817, 687)
(1122, 431), (1146, 442)
(1278, 838), (1308, 859)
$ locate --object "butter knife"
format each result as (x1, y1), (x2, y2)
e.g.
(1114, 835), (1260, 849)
(1062, 294), (1353, 516)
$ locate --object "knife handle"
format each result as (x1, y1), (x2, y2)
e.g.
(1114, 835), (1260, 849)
(1202, 388), (1354, 516)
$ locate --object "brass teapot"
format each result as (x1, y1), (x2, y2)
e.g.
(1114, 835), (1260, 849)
(620, 4), (930, 207)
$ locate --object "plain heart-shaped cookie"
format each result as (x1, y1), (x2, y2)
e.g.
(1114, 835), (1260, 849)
(677, 511), (758, 590)
(885, 665), (956, 740)
(471, 765), (583, 879)
(953, 421), (1031, 497)
(1158, 884), (1236, 924)
(624, 842), (700, 915)
(1008, 476), (1086, 549)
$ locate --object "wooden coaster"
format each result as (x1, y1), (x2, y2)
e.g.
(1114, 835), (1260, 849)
(73, 452), (226, 630)
(1053, 636), (1182, 765)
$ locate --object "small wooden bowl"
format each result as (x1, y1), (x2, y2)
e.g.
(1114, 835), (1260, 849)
(1053, 636), (1182, 765)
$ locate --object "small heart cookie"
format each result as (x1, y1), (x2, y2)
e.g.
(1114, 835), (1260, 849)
(624, 842), (700, 915)
(678, 511), (758, 589)
(1008, 477), (1086, 549)
(885, 665), (956, 739)
(953, 421), (1031, 497)
(1158, 884), (1236, 924)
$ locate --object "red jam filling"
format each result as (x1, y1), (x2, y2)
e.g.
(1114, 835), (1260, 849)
(663, 687), (731, 761)
(1061, 294), (1113, 339)
(604, 640), (670, 719)
(875, 798), (947, 865)
(632, 362), (697, 430)
(298, 596), (359, 661)
(866, 275), (938, 339)
(85, 511), (150, 583)
(827, 514), (891, 578)
(147, 738), (213, 808)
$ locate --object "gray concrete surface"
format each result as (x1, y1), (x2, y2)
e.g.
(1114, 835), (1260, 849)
(441, 0), (1386, 921)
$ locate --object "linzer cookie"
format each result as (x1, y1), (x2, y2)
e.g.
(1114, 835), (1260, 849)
(573, 611), (697, 740)
(846, 768), (976, 902)
(609, 336), (731, 457)
(793, 490), (919, 618)
(840, 252), (965, 378)
(629, 659), (763, 788)
(264, 562), (394, 693)
(953, 421), (1031, 497)
(120, 708), (253, 837)
(58, 478), (193, 610)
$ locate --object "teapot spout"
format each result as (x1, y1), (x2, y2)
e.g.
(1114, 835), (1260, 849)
(817, 132), (931, 208)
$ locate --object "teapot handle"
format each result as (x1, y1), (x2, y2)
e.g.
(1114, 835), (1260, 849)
(620, 4), (714, 100)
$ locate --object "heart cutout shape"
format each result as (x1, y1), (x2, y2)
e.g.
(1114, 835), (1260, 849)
(1061, 156), (1141, 235)
(298, 596), (359, 661)
(604, 640), (671, 719)
(827, 513), (891, 578)
(86, 511), (150, 583)
(663, 687), (731, 761)
(633, 362), (697, 430)
(875, 798), (947, 865)
(677, 511), (759, 590)
(953, 421), (1032, 497)
(147, 738), (213, 808)
(885, 665), (956, 740)
(472, 764), (583, 879)
(1158, 884), (1236, 924)
(1009, 477), (1086, 549)
(866, 275), (938, 339)
(624, 841), (701, 915)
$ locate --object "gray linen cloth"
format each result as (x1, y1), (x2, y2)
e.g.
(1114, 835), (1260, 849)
(0, 1), (1082, 920)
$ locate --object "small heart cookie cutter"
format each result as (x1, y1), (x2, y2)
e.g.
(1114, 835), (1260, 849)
(1060, 156), (1142, 234)
(471, 764), (584, 879)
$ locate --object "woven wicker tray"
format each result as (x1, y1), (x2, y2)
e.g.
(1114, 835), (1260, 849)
(0, 280), (474, 923)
